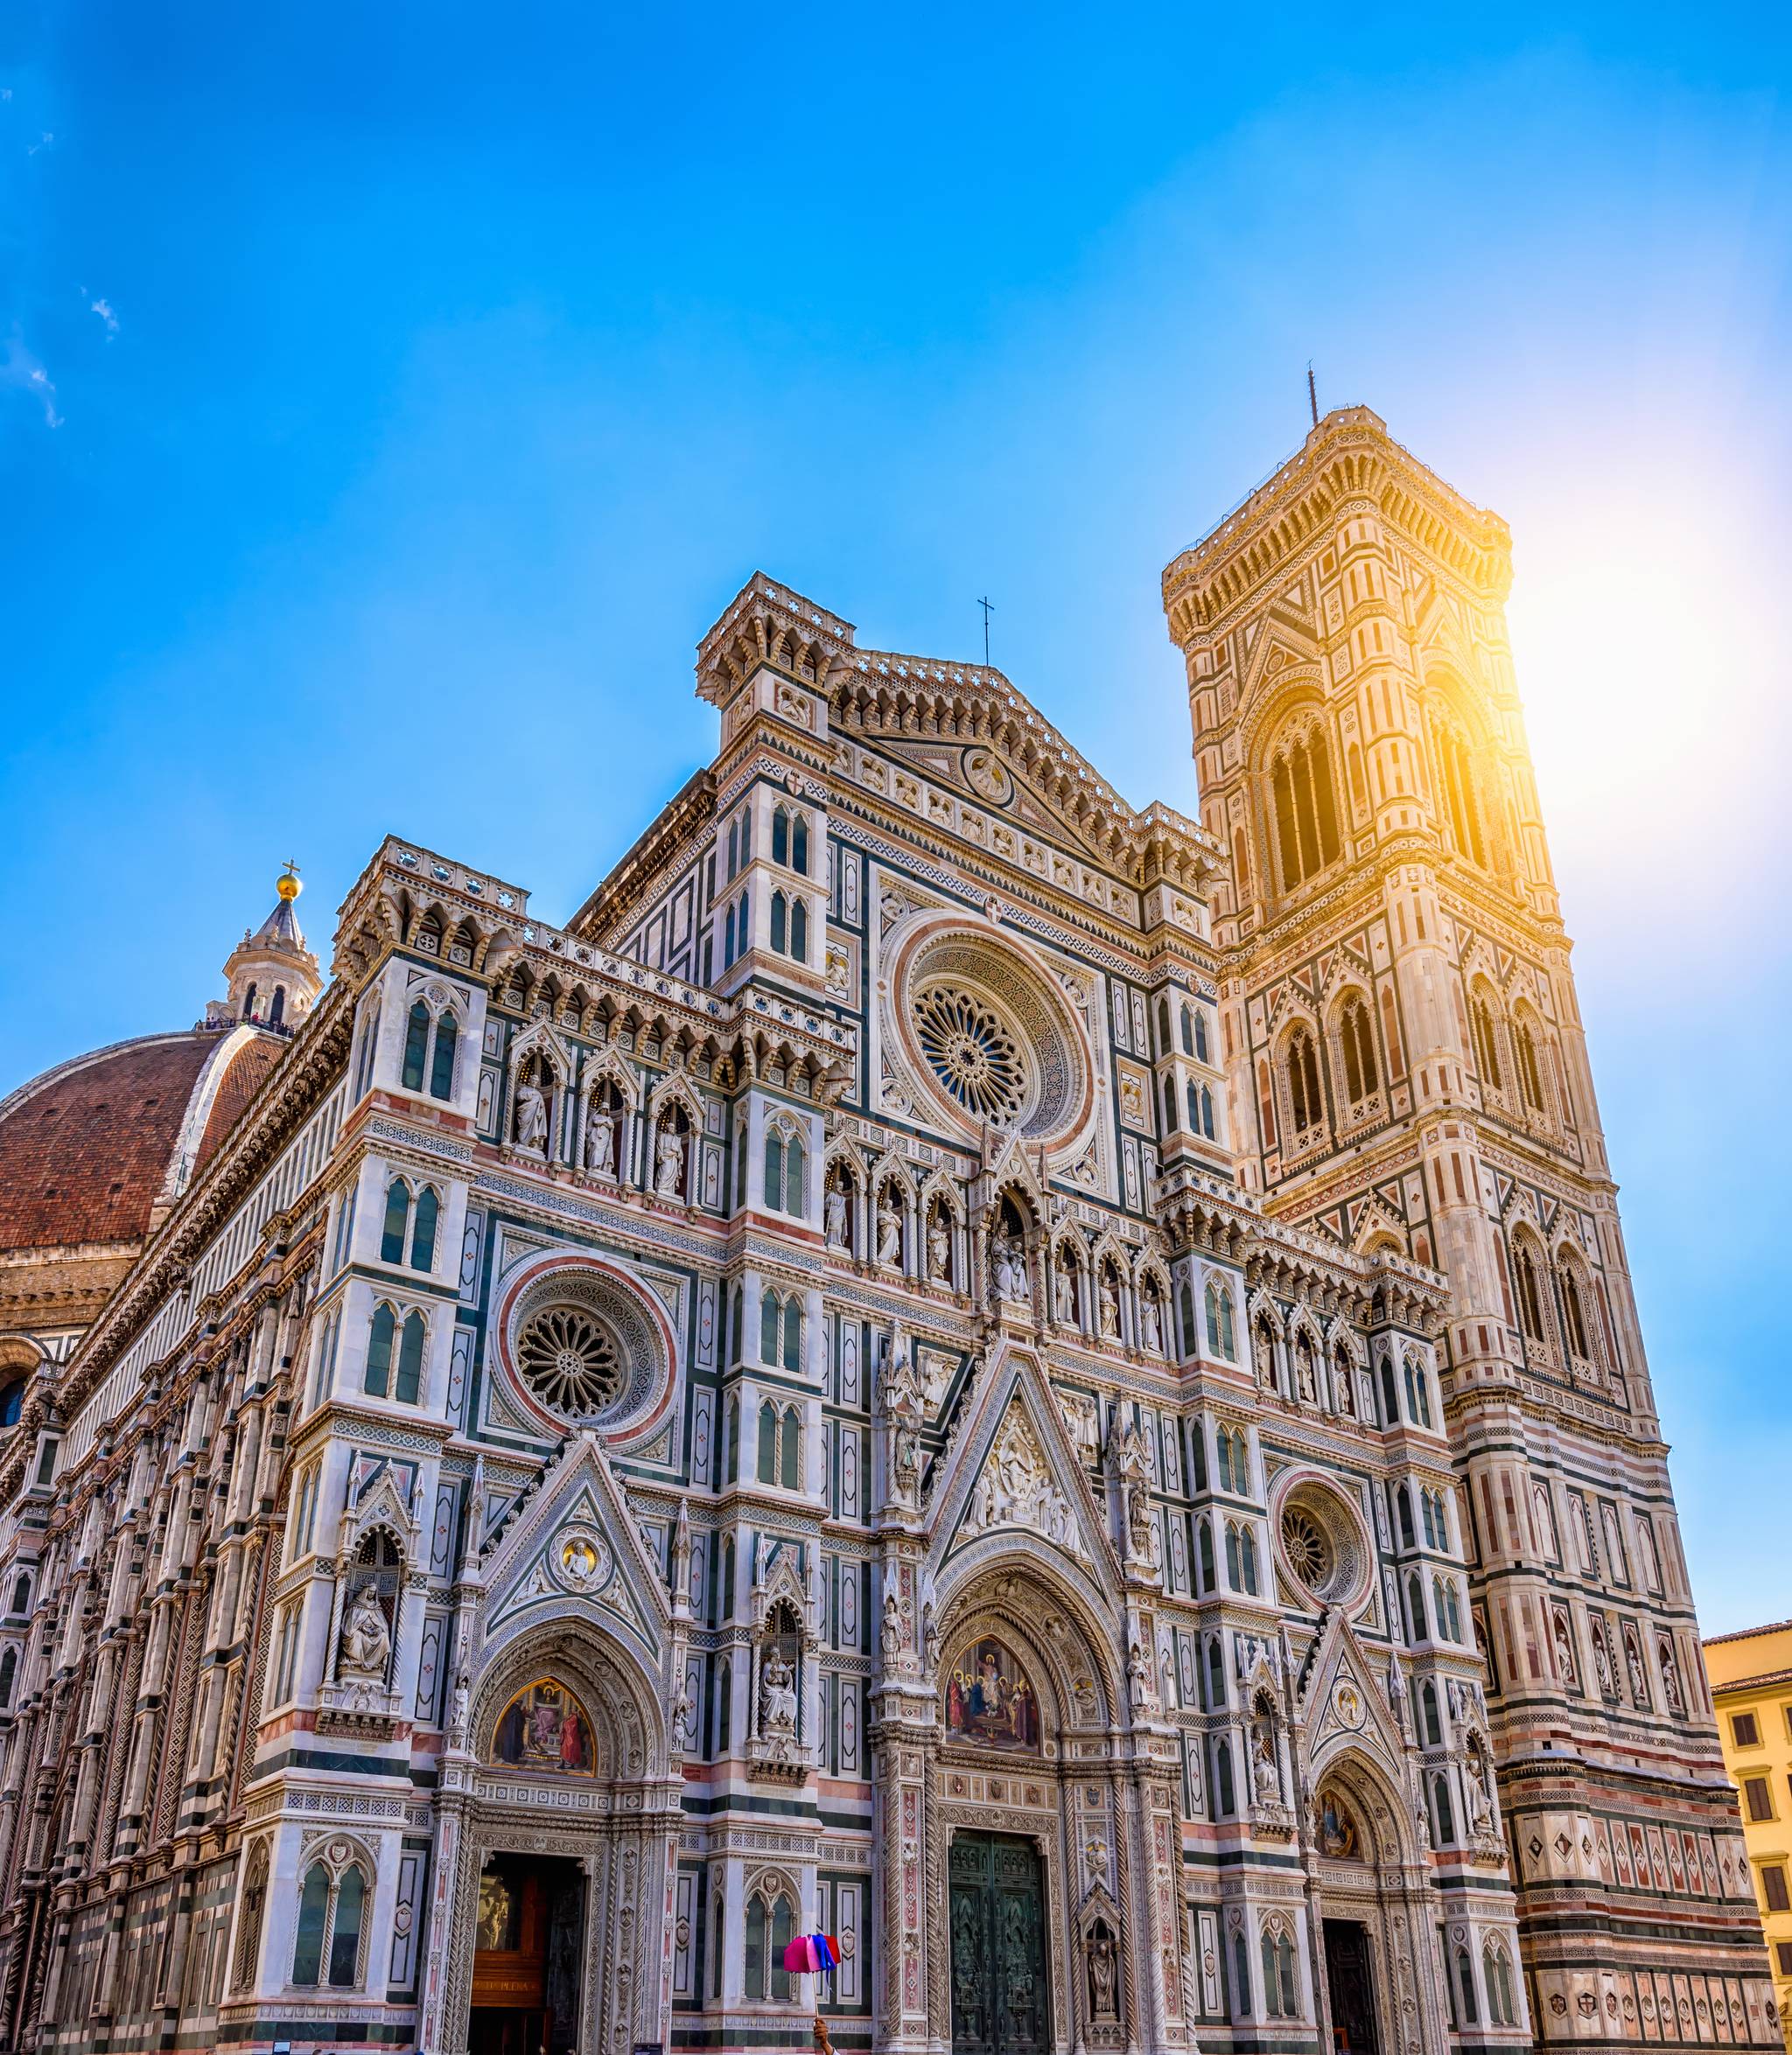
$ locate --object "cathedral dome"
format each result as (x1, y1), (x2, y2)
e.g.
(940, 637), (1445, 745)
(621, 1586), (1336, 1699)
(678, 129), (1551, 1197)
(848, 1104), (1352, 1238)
(0, 1028), (284, 1302)
(0, 867), (312, 1349)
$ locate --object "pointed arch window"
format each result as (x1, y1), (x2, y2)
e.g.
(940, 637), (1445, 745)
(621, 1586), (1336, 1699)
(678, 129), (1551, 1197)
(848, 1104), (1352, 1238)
(410, 1186), (439, 1269)
(1194, 1008), (1210, 1064)
(428, 1012), (458, 1100)
(234, 1842), (270, 1989)
(716, 1660), (732, 1754)
(1285, 1027), (1323, 1136)
(1560, 1264), (1591, 1360)
(292, 1856), (368, 1989)
(770, 891), (788, 954)
(1269, 726), (1341, 890)
(1514, 1017), (1545, 1111)
(1180, 1003), (1195, 1056)
(1157, 997), (1172, 1053)
(1439, 726), (1488, 867)
(364, 1304), (396, 1398)
(380, 1180), (411, 1265)
(395, 1311), (425, 1404)
(1512, 1241), (1546, 1344)
(1453, 1945), (1479, 2024)
(1261, 1923), (1298, 2019)
(1483, 1941), (1517, 2026)
(270, 986), (286, 1026)
(1178, 1281), (1196, 1357)
(0, 1648), (15, 1709)
(1403, 1355), (1432, 1427)
(1419, 1677), (1441, 1745)
(402, 1003), (430, 1090)
(790, 898), (808, 962)
(242, 982), (259, 1022)
(1205, 1281), (1236, 1360)
(1469, 992), (1503, 1090)
(1339, 995), (1378, 1104)
(757, 1399), (779, 1485)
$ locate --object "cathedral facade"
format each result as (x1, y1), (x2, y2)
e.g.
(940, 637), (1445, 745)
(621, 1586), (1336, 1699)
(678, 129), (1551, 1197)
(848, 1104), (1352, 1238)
(0, 409), (1769, 2055)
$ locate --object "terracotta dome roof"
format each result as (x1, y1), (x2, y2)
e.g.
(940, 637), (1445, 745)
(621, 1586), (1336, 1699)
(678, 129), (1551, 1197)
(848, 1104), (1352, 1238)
(0, 1027), (284, 1255)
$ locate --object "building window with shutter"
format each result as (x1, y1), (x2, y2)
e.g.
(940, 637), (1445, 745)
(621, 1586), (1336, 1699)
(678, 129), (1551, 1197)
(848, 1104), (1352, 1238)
(1745, 1778), (1774, 1823)
(1733, 1711), (1760, 1746)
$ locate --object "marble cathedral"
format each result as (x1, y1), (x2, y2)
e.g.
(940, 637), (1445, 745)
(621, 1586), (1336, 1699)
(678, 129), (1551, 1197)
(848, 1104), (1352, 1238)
(0, 409), (1771, 2055)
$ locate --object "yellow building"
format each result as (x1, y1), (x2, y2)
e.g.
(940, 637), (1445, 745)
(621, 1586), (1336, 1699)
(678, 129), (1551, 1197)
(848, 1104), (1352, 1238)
(1706, 1621), (1792, 2045)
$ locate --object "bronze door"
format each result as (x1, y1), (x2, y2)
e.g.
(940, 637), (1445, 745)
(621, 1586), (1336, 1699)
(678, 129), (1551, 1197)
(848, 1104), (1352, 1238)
(1322, 1918), (1381, 2055)
(949, 1832), (1049, 2055)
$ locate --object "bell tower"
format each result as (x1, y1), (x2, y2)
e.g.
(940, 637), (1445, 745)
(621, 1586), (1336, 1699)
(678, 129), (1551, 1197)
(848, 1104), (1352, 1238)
(1163, 407), (1772, 2046)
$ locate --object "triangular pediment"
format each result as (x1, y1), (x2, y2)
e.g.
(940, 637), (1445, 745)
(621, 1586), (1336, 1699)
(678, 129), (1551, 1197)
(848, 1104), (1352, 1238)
(475, 1433), (671, 1675)
(929, 1353), (1119, 1590)
(1298, 1610), (1410, 1780)
(858, 733), (1123, 868)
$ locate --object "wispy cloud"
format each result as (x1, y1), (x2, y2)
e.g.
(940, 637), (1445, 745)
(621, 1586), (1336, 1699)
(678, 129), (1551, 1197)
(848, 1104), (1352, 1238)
(2, 330), (62, 428)
(80, 287), (118, 338)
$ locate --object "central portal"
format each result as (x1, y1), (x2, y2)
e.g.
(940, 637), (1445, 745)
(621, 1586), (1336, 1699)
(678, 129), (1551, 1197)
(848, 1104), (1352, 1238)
(1322, 1917), (1381, 2055)
(948, 1832), (1049, 2055)
(467, 1853), (586, 2055)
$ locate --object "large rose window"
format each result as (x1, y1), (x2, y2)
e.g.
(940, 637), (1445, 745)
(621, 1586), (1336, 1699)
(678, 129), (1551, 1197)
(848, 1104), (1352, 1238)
(497, 1263), (666, 1430)
(886, 918), (1096, 1152)
(1273, 1479), (1371, 1610)
(515, 1304), (624, 1415)
(914, 986), (1028, 1125)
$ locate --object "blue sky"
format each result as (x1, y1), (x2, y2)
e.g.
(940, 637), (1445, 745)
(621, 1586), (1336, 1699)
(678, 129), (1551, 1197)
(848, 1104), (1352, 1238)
(2, 4), (1787, 1631)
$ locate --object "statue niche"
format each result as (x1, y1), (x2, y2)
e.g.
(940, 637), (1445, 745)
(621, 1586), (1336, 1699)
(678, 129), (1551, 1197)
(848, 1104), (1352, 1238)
(748, 1561), (814, 1784)
(318, 1529), (405, 1734)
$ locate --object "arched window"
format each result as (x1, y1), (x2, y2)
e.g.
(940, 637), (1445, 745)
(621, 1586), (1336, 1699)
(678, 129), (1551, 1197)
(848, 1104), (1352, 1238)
(292, 1856), (368, 1989)
(782, 1299), (802, 1374)
(1157, 997), (1172, 1053)
(1200, 1084), (1216, 1137)
(772, 807), (790, 867)
(1403, 1355), (1432, 1427)
(794, 814), (810, 875)
(1396, 1485), (1416, 1550)
(770, 891), (788, 954)
(0, 1379), (25, 1430)
(380, 1180), (411, 1264)
(1419, 1678), (1441, 1746)
(724, 901), (737, 965)
(1483, 1941), (1517, 2026)
(718, 1538), (735, 1624)
(760, 1126), (809, 1216)
(1513, 1017), (1545, 1112)
(270, 986), (286, 1026)
(1512, 1241), (1546, 1344)
(1454, 1945), (1479, 2025)
(1560, 1264), (1591, 1360)
(242, 982), (258, 1022)
(1207, 1638), (1226, 1712)
(1407, 1573), (1427, 1641)
(234, 1842), (269, 1989)
(1163, 1076), (1178, 1134)
(1205, 1281), (1236, 1360)
(716, 1660), (732, 1754)
(1180, 1004), (1194, 1056)
(1339, 996), (1379, 1104)
(396, 1311), (425, 1404)
(364, 1304), (396, 1398)
(1194, 1008), (1211, 1064)
(1432, 1773), (1456, 1848)
(1241, 1527), (1259, 1594)
(757, 1399), (779, 1485)
(726, 820), (739, 881)
(744, 1884), (800, 2003)
(780, 1405), (801, 1491)
(1438, 725), (1488, 867)
(429, 1012), (458, 1100)
(1224, 1522), (1242, 1590)
(1198, 1520), (1216, 1593)
(410, 1186), (438, 1270)
(1178, 1281), (1196, 1357)
(402, 1002), (430, 1090)
(1230, 1926), (1250, 2015)
(1269, 726), (1341, 890)
(790, 898), (808, 962)
(1215, 1736), (1236, 1818)
(0, 1648), (15, 1708)
(1469, 992), (1503, 1091)
(1261, 1923), (1298, 2018)
(724, 1397), (739, 1484)
(1285, 1027), (1323, 1136)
